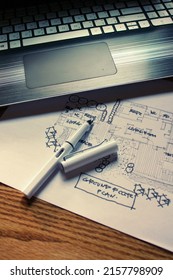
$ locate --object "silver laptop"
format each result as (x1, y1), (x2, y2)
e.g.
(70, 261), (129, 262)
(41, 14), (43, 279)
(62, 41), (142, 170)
(0, 0), (173, 106)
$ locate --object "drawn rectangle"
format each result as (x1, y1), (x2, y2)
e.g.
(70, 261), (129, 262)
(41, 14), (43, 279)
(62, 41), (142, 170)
(75, 173), (136, 209)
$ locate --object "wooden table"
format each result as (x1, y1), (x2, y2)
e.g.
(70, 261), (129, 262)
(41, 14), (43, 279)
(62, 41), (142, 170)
(0, 183), (173, 260)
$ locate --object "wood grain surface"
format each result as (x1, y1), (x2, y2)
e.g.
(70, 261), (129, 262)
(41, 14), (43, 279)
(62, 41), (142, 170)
(0, 183), (173, 260)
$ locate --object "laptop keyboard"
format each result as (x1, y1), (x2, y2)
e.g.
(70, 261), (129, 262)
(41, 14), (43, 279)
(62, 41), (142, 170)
(0, 0), (173, 51)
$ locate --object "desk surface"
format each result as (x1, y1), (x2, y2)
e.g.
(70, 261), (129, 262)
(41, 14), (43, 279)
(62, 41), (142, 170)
(0, 183), (173, 260)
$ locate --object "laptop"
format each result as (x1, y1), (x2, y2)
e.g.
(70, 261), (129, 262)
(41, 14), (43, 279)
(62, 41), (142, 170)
(0, 0), (173, 106)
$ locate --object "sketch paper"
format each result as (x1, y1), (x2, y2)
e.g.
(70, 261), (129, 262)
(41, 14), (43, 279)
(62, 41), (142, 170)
(0, 80), (173, 252)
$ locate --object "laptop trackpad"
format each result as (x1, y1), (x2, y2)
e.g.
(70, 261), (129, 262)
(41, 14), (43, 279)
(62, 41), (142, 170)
(24, 42), (117, 89)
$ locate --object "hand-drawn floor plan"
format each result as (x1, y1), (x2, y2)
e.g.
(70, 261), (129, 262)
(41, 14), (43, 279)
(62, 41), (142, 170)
(45, 94), (172, 210)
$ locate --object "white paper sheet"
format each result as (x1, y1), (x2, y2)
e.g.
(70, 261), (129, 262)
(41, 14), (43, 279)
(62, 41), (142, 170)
(0, 80), (173, 252)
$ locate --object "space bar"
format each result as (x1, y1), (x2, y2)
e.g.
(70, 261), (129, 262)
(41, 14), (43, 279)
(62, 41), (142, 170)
(23, 30), (90, 46)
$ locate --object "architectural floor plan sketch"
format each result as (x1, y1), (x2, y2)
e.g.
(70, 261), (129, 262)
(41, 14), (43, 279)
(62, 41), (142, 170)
(44, 94), (172, 210)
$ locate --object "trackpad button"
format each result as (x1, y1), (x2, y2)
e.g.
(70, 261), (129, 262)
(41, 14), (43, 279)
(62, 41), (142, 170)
(23, 42), (117, 89)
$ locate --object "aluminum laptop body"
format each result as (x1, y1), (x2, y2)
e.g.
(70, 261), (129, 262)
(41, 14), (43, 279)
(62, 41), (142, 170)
(0, 0), (173, 106)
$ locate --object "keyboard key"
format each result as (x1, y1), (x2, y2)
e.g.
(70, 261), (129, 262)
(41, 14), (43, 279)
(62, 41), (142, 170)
(138, 20), (150, 28)
(165, 3), (173, 9)
(104, 4), (114, 11)
(127, 22), (137, 26)
(2, 26), (13, 33)
(23, 16), (34, 23)
(70, 23), (82, 30)
(26, 22), (37, 30)
(46, 26), (57, 34)
(21, 30), (32, 38)
(35, 14), (45, 21)
(154, 4), (164, 10)
(0, 42), (8, 51)
(74, 15), (85, 22)
(90, 27), (102, 35)
(23, 30), (90, 46)
(38, 20), (49, 28)
(158, 10), (169, 17)
(151, 17), (173, 25)
(98, 11), (109, 18)
(115, 24), (127, 31)
(69, 8), (80, 16)
(118, 14), (146, 23)
(34, 28), (45, 36)
(0, 35), (7, 42)
(9, 32), (20, 40)
(147, 12), (158, 18)
(58, 24), (70, 32)
(82, 21), (94, 28)
(63, 17), (73, 24)
(109, 10), (120, 17)
(103, 25), (114, 33)
(50, 18), (61, 26)
(95, 19), (106, 26)
(106, 17), (118, 24)
(121, 7), (143, 15)
(14, 24), (25, 32)
(86, 13), (97, 20)
(143, 5), (154, 12)
(81, 7), (92, 14)
(93, 5), (103, 12)
(128, 25), (139, 30)
(127, 1), (139, 7)
(115, 2), (126, 9)
(10, 40), (21, 48)
(46, 12), (56, 19)
(58, 10), (68, 17)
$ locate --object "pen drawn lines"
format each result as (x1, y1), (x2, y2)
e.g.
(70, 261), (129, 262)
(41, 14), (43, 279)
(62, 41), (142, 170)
(75, 173), (137, 210)
(44, 94), (173, 195)
(75, 173), (171, 209)
(107, 101), (173, 190)
(45, 126), (59, 152)
(64, 94), (108, 123)
(107, 99), (121, 124)
(134, 184), (171, 208)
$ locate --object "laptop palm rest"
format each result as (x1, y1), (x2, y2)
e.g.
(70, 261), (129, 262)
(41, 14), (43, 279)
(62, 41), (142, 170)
(23, 42), (117, 89)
